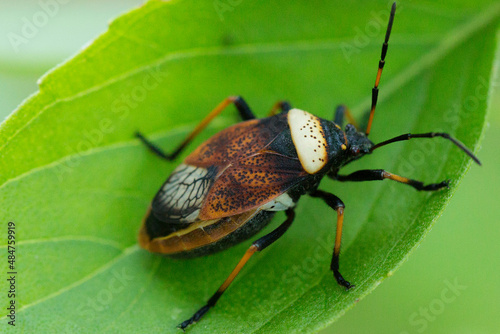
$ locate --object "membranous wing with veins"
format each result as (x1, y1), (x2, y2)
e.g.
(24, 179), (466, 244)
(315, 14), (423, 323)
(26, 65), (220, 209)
(152, 164), (218, 224)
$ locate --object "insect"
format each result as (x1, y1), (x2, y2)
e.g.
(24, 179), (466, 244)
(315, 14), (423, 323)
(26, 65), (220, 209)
(136, 3), (480, 331)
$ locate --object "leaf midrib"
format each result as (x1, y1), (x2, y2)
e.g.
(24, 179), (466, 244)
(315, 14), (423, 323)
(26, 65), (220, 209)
(0, 244), (141, 321)
(0, 235), (124, 251)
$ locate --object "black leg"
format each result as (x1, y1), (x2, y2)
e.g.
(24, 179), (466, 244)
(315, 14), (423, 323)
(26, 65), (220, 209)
(232, 96), (256, 121)
(136, 96), (256, 161)
(135, 132), (172, 160)
(177, 209), (296, 331)
(336, 169), (450, 191)
(334, 105), (345, 126)
(268, 100), (292, 116)
(334, 104), (359, 130)
(310, 190), (353, 290)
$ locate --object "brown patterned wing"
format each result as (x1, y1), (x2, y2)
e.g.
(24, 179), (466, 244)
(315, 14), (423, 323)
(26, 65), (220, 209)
(185, 114), (288, 167)
(199, 151), (307, 220)
(151, 114), (290, 225)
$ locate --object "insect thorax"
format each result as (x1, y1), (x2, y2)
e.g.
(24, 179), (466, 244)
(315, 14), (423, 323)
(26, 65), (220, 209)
(287, 108), (329, 174)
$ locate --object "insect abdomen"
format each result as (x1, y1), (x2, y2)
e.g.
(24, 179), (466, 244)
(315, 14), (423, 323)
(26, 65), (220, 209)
(139, 209), (276, 258)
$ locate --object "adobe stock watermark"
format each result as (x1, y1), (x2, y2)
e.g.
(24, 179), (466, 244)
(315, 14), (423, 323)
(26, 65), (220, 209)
(232, 231), (332, 325)
(399, 278), (467, 333)
(7, 0), (71, 53)
(53, 64), (168, 181)
(213, 0), (243, 22)
(385, 74), (489, 195)
(341, 1), (410, 64)
(76, 267), (135, 318)
(442, 75), (489, 127)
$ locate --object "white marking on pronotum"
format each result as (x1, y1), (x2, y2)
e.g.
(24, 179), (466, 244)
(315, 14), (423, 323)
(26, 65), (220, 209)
(287, 108), (328, 174)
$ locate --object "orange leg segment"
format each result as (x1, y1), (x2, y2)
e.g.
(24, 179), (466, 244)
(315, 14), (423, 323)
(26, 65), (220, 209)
(136, 96), (255, 161)
(178, 209), (295, 331)
(310, 190), (353, 290)
(336, 169), (450, 191)
(334, 104), (359, 130)
(267, 100), (292, 116)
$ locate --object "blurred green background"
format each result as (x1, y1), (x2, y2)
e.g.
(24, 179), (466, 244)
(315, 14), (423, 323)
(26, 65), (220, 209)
(1, 1), (498, 333)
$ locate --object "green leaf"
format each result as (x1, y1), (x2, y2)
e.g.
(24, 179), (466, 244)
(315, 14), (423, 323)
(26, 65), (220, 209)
(1, 1), (498, 333)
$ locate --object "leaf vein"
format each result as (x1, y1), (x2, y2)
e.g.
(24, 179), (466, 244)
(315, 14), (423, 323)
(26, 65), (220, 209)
(0, 244), (140, 320)
(0, 235), (124, 250)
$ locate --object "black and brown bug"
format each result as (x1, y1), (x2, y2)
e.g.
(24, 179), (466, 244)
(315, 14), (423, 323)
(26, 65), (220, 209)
(135, 3), (480, 330)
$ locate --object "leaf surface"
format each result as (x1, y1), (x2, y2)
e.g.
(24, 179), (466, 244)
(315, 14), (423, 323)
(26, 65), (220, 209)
(1, 1), (499, 333)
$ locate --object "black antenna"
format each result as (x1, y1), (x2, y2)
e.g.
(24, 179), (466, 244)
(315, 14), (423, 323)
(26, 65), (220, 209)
(371, 132), (482, 165)
(365, 2), (396, 136)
